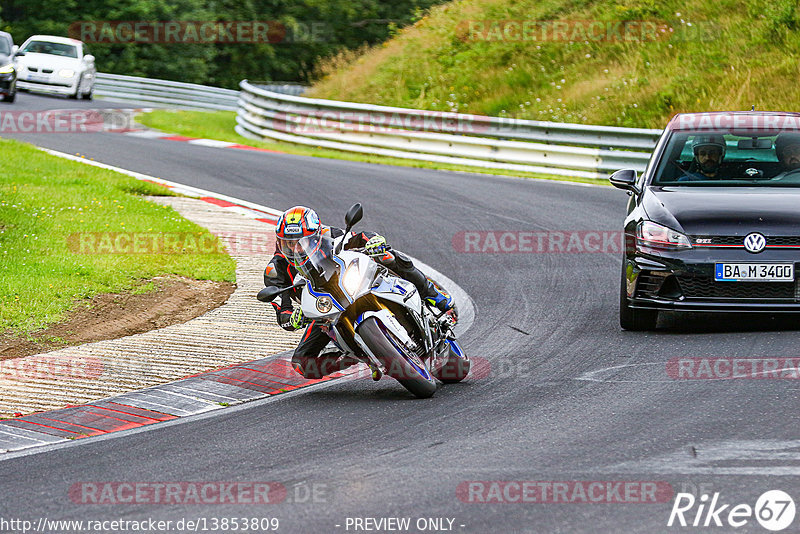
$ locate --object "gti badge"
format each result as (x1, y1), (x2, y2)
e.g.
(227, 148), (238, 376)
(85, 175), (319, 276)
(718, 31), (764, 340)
(743, 232), (766, 253)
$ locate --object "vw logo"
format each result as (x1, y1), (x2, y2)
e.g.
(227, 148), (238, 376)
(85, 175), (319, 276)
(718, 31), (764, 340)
(745, 168), (761, 177)
(743, 232), (767, 253)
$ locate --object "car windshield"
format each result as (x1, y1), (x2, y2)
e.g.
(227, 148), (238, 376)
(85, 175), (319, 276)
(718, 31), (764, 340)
(652, 129), (800, 187)
(22, 40), (78, 58)
(0, 39), (10, 55)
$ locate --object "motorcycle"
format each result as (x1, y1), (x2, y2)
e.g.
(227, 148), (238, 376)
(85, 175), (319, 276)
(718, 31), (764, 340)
(257, 203), (470, 398)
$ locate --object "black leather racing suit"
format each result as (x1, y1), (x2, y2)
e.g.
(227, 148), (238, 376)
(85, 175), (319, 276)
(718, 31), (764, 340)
(264, 226), (433, 379)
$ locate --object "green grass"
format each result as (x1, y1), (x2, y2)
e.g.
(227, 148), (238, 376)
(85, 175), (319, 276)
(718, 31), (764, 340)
(308, 0), (800, 128)
(138, 109), (603, 185)
(0, 138), (236, 335)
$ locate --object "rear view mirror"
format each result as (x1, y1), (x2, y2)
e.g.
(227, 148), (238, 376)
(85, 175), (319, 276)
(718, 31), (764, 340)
(84, 54), (95, 63)
(737, 138), (772, 149)
(344, 203), (363, 229)
(257, 286), (284, 302)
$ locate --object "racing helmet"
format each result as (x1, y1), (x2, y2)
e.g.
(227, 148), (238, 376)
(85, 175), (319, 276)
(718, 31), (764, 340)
(275, 206), (322, 268)
(691, 134), (726, 159)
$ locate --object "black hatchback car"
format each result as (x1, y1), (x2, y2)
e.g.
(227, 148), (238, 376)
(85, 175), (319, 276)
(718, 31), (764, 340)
(0, 31), (17, 102)
(611, 111), (800, 330)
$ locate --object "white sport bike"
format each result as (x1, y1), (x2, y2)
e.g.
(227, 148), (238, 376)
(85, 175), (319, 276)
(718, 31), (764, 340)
(258, 204), (470, 398)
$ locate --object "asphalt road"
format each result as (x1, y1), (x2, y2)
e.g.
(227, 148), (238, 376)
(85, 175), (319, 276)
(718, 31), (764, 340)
(2, 93), (800, 533)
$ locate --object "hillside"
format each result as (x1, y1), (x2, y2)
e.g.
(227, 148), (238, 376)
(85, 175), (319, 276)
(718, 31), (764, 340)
(308, 0), (800, 128)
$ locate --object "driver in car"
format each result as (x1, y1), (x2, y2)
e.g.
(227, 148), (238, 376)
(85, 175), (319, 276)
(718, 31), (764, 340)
(264, 205), (456, 379)
(772, 132), (800, 179)
(678, 134), (726, 181)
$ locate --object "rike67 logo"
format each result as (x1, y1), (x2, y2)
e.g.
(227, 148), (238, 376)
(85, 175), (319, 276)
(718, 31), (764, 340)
(668, 490), (796, 531)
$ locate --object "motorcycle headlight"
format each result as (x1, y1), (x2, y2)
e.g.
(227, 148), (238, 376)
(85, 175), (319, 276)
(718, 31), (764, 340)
(58, 69), (75, 78)
(342, 260), (362, 296)
(636, 221), (692, 250)
(0, 64), (14, 74)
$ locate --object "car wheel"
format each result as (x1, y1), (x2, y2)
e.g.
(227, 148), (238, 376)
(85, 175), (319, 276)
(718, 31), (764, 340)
(619, 265), (658, 331)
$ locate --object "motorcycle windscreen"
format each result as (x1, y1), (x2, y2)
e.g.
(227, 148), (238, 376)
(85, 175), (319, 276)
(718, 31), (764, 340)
(293, 234), (339, 281)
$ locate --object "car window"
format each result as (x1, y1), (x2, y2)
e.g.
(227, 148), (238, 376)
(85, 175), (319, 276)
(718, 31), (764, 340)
(21, 40), (78, 58)
(652, 130), (800, 186)
(0, 38), (10, 55)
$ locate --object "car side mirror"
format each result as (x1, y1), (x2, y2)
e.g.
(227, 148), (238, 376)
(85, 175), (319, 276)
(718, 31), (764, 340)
(609, 169), (640, 194)
(84, 54), (95, 63)
(11, 45), (18, 54)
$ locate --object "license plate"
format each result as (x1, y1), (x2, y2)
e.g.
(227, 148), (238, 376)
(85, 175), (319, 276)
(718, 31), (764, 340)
(27, 74), (49, 83)
(715, 263), (795, 282)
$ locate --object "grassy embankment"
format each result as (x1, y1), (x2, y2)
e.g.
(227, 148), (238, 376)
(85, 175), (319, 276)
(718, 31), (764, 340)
(0, 139), (235, 336)
(309, 0), (800, 128)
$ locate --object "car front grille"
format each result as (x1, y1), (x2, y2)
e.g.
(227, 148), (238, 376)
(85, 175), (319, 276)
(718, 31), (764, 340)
(677, 274), (799, 301)
(692, 236), (800, 248)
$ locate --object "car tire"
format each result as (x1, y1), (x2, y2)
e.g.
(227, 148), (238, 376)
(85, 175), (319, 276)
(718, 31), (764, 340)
(1, 92), (14, 103)
(619, 266), (658, 330)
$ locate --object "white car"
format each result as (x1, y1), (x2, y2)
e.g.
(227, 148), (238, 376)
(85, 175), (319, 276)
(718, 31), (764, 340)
(15, 35), (96, 99)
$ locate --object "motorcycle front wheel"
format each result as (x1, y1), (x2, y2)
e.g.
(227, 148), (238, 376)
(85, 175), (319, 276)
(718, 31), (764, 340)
(357, 317), (438, 399)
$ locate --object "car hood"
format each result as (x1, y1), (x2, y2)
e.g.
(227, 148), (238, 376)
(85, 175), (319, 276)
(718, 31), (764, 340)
(16, 53), (82, 70)
(643, 186), (800, 236)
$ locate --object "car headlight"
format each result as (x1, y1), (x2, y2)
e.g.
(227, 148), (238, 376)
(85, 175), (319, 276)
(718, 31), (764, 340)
(342, 260), (362, 296)
(636, 221), (692, 250)
(0, 64), (14, 74)
(58, 69), (75, 78)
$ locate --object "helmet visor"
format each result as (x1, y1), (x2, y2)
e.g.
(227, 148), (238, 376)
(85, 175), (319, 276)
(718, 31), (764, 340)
(278, 232), (334, 273)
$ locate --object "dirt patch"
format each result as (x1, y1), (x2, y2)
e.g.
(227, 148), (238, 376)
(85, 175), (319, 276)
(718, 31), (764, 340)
(0, 276), (235, 360)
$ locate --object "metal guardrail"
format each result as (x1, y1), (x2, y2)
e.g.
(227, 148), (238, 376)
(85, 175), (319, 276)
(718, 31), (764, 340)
(236, 79), (662, 179)
(94, 73), (239, 111)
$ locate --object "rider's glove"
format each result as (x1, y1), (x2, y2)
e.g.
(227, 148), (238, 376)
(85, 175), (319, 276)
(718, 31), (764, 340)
(273, 302), (295, 331)
(364, 235), (390, 257)
(288, 307), (307, 331)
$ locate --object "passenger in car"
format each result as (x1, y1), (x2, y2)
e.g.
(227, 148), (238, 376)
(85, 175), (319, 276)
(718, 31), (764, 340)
(772, 132), (800, 180)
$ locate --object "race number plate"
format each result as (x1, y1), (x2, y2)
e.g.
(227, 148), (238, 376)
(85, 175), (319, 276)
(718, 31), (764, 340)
(715, 263), (794, 282)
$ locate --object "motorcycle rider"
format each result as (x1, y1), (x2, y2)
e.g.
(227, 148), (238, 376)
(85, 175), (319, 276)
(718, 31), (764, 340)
(264, 205), (456, 380)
